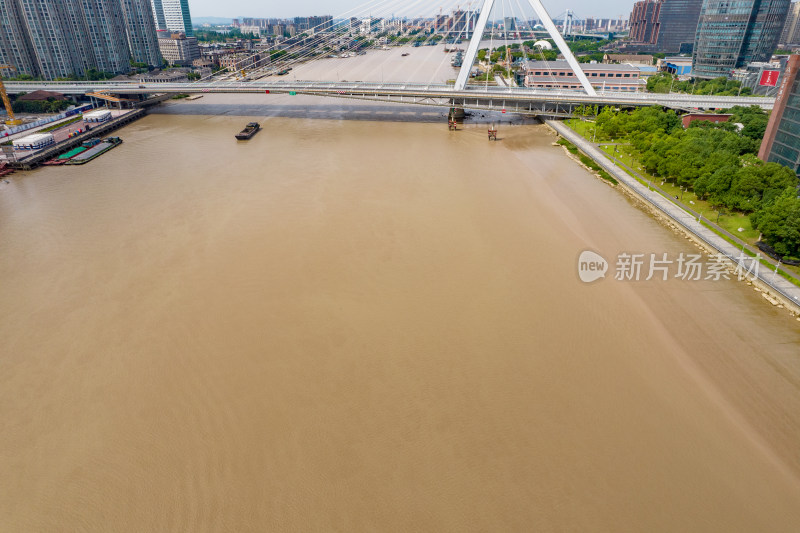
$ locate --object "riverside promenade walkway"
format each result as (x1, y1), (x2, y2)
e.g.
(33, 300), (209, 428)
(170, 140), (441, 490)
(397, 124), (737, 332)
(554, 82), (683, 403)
(547, 119), (800, 314)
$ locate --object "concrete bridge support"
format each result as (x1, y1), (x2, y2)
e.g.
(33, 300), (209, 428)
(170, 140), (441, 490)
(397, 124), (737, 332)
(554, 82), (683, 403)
(454, 0), (596, 96)
(449, 102), (466, 120)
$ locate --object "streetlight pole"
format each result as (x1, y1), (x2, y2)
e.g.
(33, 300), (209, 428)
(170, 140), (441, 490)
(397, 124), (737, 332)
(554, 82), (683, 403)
(772, 260), (782, 283)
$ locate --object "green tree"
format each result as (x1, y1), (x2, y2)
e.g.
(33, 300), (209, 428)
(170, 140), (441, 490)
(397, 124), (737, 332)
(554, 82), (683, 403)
(751, 187), (800, 258)
(646, 73), (756, 97)
(85, 68), (114, 81)
(728, 105), (770, 141)
(12, 98), (71, 114)
(598, 105), (798, 220)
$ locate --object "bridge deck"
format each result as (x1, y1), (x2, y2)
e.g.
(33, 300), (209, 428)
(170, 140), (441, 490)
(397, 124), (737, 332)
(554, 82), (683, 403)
(4, 81), (774, 112)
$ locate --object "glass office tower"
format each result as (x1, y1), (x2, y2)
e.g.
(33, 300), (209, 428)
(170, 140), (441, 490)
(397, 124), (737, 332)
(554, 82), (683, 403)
(760, 55), (800, 177)
(655, 0), (704, 53)
(693, 0), (791, 79)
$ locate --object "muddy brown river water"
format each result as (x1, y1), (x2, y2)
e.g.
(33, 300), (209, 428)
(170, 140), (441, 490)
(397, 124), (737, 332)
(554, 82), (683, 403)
(1, 48), (800, 531)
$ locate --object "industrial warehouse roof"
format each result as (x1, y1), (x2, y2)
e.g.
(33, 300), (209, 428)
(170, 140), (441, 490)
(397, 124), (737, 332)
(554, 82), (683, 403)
(17, 90), (66, 101)
(525, 76), (645, 84)
(84, 109), (112, 117)
(603, 54), (654, 64)
(521, 60), (641, 71)
(14, 132), (54, 142)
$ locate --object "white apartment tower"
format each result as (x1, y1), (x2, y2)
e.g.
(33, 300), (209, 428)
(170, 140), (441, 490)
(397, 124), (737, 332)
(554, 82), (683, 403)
(151, 0), (194, 36)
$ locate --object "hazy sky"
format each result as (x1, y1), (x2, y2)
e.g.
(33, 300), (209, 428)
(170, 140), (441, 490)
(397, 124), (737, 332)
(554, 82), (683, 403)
(189, 0), (635, 20)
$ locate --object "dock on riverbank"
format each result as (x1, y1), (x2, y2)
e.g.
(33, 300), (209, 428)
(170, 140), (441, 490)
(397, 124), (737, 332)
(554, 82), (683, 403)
(546, 118), (800, 315)
(7, 108), (145, 170)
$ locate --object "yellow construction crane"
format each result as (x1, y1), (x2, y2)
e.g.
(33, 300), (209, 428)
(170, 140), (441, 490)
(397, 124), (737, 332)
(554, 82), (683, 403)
(0, 65), (23, 126)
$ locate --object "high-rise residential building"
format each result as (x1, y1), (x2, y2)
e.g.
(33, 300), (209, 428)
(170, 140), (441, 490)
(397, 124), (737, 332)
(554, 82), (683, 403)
(451, 11), (474, 35)
(627, 0), (703, 53)
(0, 0), (38, 77)
(15, 0), (85, 79)
(76, 0), (132, 75)
(294, 16), (333, 33)
(150, 0), (167, 31)
(121, 0), (162, 66)
(693, 0), (791, 79)
(0, 0), (162, 80)
(158, 0), (193, 36)
(654, 0), (703, 53)
(759, 54), (800, 177)
(780, 2), (800, 45)
(629, 0), (661, 45)
(309, 16), (333, 32)
(435, 15), (449, 33)
(294, 16), (309, 31)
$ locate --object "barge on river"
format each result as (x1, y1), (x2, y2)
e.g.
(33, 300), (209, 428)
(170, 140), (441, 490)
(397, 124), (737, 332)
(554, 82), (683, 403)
(236, 122), (261, 140)
(64, 137), (122, 165)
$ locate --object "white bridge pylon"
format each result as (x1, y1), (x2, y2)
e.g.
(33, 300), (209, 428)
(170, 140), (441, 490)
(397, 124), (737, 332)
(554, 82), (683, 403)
(454, 0), (597, 96)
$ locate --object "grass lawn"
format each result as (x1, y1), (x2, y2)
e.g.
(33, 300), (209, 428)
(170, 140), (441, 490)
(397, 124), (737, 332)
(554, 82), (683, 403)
(567, 118), (596, 139)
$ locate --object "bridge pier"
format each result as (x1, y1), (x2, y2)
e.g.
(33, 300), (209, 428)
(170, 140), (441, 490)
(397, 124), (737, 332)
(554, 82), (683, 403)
(449, 105), (465, 120)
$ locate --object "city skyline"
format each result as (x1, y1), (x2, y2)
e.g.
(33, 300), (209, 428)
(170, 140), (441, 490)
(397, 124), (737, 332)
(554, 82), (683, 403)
(188, 0), (636, 21)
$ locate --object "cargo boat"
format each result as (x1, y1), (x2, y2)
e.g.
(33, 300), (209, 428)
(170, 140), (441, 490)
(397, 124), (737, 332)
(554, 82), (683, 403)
(42, 139), (100, 165)
(235, 122), (260, 140)
(65, 137), (122, 165)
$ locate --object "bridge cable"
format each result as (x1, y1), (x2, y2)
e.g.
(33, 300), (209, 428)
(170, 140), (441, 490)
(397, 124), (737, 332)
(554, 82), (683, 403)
(251, 0), (447, 82)
(247, 0), (403, 79)
(198, 0), (394, 82)
(354, 0), (460, 84)
(400, 2), (476, 85)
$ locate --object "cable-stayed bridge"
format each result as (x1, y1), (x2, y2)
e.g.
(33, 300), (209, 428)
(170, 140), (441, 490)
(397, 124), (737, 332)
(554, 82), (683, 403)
(3, 80), (774, 116)
(2, 0), (776, 117)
